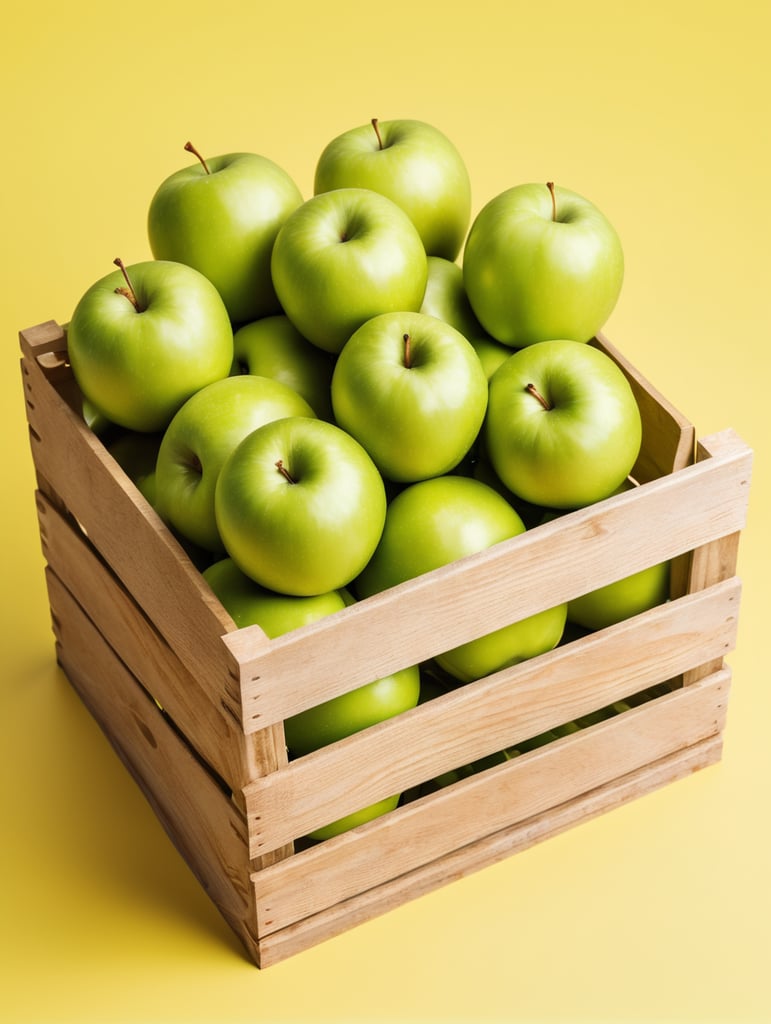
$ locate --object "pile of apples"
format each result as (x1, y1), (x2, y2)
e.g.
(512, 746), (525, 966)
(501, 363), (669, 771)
(66, 118), (669, 839)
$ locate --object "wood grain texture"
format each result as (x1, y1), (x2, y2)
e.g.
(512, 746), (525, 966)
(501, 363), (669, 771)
(255, 732), (724, 968)
(243, 580), (739, 855)
(226, 430), (751, 733)
(252, 669), (729, 943)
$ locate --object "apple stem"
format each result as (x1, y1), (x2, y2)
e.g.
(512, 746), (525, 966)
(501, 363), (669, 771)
(184, 140), (211, 174)
(113, 258), (142, 312)
(546, 181), (557, 222)
(403, 333), (412, 368)
(371, 118), (384, 150)
(275, 459), (296, 484)
(525, 382), (551, 410)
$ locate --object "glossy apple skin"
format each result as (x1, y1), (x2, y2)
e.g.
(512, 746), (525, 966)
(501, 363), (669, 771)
(270, 188), (428, 354)
(420, 256), (487, 339)
(147, 152), (303, 324)
(67, 260), (234, 432)
(314, 119), (472, 261)
(232, 315), (335, 421)
(155, 375), (315, 553)
(215, 416), (387, 596)
(330, 311), (488, 483)
(463, 182), (624, 347)
(485, 340), (642, 509)
(356, 476), (567, 682)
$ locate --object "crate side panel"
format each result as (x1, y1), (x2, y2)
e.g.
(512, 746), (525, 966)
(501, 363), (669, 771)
(37, 489), (247, 791)
(228, 431), (751, 731)
(46, 569), (262, 964)
(593, 333), (696, 480)
(22, 349), (243, 716)
(256, 733), (722, 967)
(253, 669), (729, 936)
(244, 580), (738, 854)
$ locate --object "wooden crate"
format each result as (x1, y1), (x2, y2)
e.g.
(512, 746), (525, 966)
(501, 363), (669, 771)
(19, 319), (752, 968)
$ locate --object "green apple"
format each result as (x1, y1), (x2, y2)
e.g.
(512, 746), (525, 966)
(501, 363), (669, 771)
(147, 142), (303, 324)
(420, 256), (511, 380)
(270, 187), (428, 354)
(215, 416), (387, 596)
(155, 375), (316, 553)
(356, 475), (567, 683)
(314, 118), (472, 261)
(463, 182), (624, 347)
(67, 259), (233, 433)
(232, 315), (335, 421)
(567, 558), (670, 630)
(330, 311), (488, 483)
(420, 256), (485, 338)
(306, 794), (402, 842)
(107, 429), (163, 506)
(485, 340), (642, 509)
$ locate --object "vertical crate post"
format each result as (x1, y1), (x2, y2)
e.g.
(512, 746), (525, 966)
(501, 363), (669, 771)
(681, 431), (749, 687)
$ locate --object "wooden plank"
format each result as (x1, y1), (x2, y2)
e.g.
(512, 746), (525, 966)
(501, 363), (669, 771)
(682, 431), (751, 685)
(244, 579), (740, 855)
(21, 332), (288, 786)
(44, 568), (262, 965)
(593, 333), (695, 480)
(256, 732), (723, 968)
(36, 489), (247, 792)
(252, 668), (729, 938)
(226, 430), (752, 733)
(22, 346), (238, 674)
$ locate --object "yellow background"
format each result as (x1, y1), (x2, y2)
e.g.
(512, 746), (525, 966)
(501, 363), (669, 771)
(2, 1), (769, 1021)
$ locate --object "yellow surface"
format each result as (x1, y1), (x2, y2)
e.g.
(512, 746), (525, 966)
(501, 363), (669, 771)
(2, 2), (769, 1021)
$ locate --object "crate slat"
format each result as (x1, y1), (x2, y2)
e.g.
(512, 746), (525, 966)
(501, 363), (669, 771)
(36, 488), (247, 791)
(244, 579), (739, 855)
(226, 430), (750, 733)
(252, 668), (729, 939)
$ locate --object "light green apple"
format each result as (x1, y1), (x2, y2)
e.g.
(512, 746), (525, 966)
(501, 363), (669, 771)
(107, 429), (163, 506)
(215, 416), (387, 596)
(67, 259), (234, 432)
(232, 315), (335, 421)
(270, 187), (428, 354)
(420, 256), (511, 380)
(330, 310), (488, 483)
(147, 143), (303, 324)
(463, 182), (624, 347)
(356, 475), (567, 683)
(155, 375), (316, 553)
(485, 340), (642, 509)
(314, 118), (471, 261)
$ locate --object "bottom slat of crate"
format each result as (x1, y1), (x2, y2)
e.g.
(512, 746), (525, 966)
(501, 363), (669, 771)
(257, 731), (723, 967)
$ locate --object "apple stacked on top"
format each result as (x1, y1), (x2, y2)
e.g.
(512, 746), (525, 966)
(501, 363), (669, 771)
(66, 118), (668, 838)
